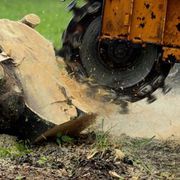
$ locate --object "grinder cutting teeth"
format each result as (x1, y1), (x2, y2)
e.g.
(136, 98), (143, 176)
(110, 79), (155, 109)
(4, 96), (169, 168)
(59, 0), (179, 102)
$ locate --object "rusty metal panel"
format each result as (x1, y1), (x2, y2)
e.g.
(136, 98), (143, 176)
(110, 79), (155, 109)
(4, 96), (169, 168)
(101, 0), (180, 61)
(163, 0), (180, 47)
(101, 0), (133, 38)
(101, 0), (167, 43)
(129, 0), (167, 43)
(163, 47), (180, 62)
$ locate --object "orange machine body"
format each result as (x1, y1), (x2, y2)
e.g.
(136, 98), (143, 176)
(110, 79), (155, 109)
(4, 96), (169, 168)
(101, 0), (180, 62)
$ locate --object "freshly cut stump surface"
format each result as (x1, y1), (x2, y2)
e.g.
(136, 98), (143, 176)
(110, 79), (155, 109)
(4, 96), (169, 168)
(0, 18), (97, 142)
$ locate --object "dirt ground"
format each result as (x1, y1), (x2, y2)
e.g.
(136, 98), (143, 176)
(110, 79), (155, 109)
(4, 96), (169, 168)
(0, 133), (179, 180)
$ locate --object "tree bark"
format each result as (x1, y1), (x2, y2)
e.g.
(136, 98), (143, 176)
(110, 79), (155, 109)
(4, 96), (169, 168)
(0, 64), (24, 135)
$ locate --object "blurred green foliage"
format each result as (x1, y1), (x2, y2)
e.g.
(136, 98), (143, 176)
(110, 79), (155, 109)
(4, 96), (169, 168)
(0, 0), (79, 48)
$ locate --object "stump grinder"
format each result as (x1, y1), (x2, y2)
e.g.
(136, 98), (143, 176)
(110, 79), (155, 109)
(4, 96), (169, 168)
(60, 0), (180, 103)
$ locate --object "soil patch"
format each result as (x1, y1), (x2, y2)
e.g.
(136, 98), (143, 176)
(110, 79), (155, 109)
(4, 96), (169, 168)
(0, 134), (179, 179)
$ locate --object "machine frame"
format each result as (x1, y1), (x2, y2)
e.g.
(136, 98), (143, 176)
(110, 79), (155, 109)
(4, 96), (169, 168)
(101, 0), (180, 62)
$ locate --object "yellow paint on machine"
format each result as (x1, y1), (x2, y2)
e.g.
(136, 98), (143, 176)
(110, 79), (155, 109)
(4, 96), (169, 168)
(101, 0), (180, 61)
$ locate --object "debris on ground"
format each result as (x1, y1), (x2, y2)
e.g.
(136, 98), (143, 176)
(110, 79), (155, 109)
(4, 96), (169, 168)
(0, 134), (179, 179)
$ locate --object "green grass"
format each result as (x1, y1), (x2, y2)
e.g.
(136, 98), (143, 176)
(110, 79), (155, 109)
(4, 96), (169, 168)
(0, 141), (31, 158)
(0, 0), (76, 49)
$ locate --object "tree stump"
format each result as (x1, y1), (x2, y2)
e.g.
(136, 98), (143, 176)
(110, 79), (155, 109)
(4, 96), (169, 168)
(0, 15), (97, 143)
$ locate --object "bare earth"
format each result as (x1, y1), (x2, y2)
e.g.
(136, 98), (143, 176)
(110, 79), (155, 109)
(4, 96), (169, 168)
(0, 134), (179, 180)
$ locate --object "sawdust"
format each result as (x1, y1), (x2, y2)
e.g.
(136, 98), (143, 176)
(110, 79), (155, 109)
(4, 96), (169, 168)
(96, 65), (180, 140)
